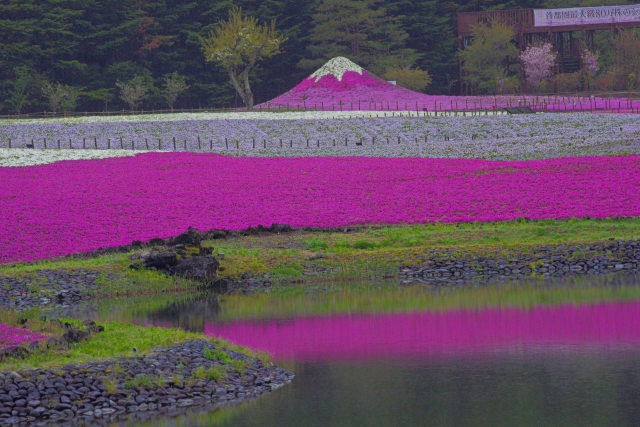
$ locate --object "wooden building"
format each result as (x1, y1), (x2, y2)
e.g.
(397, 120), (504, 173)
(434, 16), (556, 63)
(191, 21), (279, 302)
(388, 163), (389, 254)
(457, 4), (640, 93)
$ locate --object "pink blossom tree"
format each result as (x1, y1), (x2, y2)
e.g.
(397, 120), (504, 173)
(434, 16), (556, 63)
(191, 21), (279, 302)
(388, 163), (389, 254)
(520, 43), (556, 90)
(581, 49), (599, 76)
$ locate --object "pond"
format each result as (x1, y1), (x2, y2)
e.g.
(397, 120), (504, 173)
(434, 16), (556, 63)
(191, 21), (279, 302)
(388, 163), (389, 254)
(81, 274), (640, 426)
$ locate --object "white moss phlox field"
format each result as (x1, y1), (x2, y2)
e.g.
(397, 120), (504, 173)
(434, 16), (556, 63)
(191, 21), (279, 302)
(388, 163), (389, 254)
(0, 149), (150, 167)
(0, 110), (469, 126)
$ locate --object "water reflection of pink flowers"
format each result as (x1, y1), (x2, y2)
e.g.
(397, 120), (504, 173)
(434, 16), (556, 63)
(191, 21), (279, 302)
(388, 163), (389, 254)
(1, 153), (640, 263)
(205, 302), (640, 361)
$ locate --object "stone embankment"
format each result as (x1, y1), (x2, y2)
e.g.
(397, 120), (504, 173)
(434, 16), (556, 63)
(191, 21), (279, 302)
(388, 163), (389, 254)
(0, 340), (293, 425)
(0, 269), (123, 311)
(400, 239), (640, 286)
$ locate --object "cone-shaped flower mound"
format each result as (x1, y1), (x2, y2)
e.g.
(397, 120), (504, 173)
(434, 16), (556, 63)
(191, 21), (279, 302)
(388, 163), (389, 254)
(258, 57), (640, 113)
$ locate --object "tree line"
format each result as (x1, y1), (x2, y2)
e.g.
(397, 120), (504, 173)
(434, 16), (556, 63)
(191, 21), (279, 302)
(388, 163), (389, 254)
(0, 0), (638, 114)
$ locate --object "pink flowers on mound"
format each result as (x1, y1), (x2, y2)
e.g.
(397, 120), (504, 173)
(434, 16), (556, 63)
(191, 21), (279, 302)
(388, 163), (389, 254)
(260, 68), (640, 114)
(1, 153), (640, 263)
(0, 324), (48, 350)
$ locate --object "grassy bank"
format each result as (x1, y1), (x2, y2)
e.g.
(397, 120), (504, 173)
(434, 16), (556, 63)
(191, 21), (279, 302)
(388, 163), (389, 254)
(209, 217), (640, 282)
(1, 217), (639, 293)
(0, 251), (202, 298)
(0, 314), (266, 371)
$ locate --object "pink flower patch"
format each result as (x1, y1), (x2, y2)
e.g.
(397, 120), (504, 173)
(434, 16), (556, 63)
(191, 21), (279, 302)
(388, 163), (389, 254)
(0, 324), (48, 350)
(1, 153), (640, 263)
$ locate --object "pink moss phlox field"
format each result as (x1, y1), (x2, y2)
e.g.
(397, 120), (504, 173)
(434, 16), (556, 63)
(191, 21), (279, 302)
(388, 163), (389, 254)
(205, 302), (640, 361)
(260, 70), (640, 113)
(2, 152), (640, 263)
(0, 324), (48, 350)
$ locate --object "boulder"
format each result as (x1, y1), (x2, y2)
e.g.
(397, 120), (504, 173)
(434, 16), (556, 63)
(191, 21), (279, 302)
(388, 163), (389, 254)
(143, 252), (178, 270)
(172, 227), (205, 246)
(173, 256), (219, 284)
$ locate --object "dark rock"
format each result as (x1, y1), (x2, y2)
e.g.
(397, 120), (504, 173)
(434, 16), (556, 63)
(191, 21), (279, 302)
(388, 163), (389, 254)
(143, 252), (178, 270)
(173, 257), (219, 284)
(172, 227), (205, 246)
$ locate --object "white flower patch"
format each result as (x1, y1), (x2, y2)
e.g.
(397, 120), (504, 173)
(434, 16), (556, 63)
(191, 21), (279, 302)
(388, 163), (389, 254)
(309, 56), (364, 82)
(0, 149), (151, 167)
(0, 110), (460, 125)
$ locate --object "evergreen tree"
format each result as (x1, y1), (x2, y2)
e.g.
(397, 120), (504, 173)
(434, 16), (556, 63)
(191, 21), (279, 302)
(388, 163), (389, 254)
(300, 0), (417, 75)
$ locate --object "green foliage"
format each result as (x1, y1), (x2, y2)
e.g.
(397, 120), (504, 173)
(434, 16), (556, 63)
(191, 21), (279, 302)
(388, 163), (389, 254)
(382, 67), (432, 92)
(193, 365), (225, 381)
(201, 7), (287, 109)
(460, 22), (520, 94)
(0, 0), (635, 113)
(304, 238), (328, 251)
(8, 66), (33, 114)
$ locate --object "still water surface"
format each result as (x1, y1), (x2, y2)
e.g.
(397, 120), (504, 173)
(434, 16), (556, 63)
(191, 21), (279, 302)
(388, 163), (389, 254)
(88, 277), (640, 426)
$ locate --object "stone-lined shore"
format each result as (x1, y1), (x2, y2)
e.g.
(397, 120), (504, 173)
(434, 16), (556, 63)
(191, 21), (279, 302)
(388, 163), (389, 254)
(0, 340), (293, 426)
(399, 239), (640, 286)
(2, 237), (640, 311)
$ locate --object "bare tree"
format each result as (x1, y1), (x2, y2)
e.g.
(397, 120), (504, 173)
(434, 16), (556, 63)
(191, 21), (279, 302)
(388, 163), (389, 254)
(116, 76), (148, 111)
(42, 82), (81, 113)
(163, 72), (189, 111)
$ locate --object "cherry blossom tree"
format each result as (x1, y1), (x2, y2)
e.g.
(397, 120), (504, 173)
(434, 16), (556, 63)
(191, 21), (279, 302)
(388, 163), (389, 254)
(520, 43), (556, 90)
(581, 49), (599, 76)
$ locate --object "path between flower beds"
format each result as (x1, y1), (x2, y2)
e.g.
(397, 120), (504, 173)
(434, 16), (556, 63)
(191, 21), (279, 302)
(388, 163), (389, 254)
(1, 153), (640, 263)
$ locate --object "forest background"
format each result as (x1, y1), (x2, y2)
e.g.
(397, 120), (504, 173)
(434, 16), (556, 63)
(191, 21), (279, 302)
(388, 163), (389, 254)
(0, 0), (637, 114)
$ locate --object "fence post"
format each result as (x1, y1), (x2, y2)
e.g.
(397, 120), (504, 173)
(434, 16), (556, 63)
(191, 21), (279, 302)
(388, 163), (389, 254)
(57, 139), (60, 149)
(184, 139), (186, 151)
(280, 138), (282, 148)
(316, 139), (319, 147)
(397, 136), (400, 144)
(159, 139), (162, 150)
(264, 139), (267, 149)
(290, 139), (292, 147)
(225, 138), (228, 149)
(173, 137), (176, 150)
(145, 138), (149, 150)
(69, 139), (72, 149)
(132, 140), (134, 150)
(236, 140), (239, 150)
(120, 137), (124, 149)
(83, 138), (86, 149)
(94, 137), (97, 149)
(345, 137), (347, 146)
(198, 136), (201, 150)
(252, 138), (255, 148)
(44, 138), (47, 149)
(107, 139), (110, 149)
(306, 139), (309, 148)
(210, 139), (212, 150)
(8, 139), (10, 149)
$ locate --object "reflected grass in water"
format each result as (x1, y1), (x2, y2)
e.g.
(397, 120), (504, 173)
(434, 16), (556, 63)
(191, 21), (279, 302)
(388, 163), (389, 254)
(218, 274), (640, 321)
